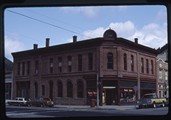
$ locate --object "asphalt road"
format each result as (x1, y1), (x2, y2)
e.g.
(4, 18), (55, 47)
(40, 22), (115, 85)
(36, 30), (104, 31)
(5, 105), (169, 118)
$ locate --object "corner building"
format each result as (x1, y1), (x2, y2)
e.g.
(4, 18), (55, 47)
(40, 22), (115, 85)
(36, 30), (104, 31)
(12, 29), (158, 105)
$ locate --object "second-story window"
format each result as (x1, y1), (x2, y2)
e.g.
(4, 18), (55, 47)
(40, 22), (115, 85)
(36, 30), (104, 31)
(58, 57), (62, 73)
(78, 54), (82, 71)
(159, 70), (162, 79)
(68, 56), (72, 72)
(22, 62), (25, 76)
(131, 55), (134, 72)
(27, 61), (30, 75)
(146, 59), (149, 74)
(151, 60), (154, 74)
(49, 58), (54, 74)
(141, 58), (144, 73)
(17, 62), (20, 76)
(35, 60), (39, 75)
(42, 85), (45, 96)
(165, 71), (168, 80)
(107, 52), (113, 69)
(124, 53), (127, 70)
(88, 53), (93, 70)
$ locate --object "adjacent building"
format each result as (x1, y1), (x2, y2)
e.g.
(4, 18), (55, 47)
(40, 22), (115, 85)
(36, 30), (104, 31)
(12, 29), (158, 105)
(157, 44), (169, 98)
(5, 57), (13, 99)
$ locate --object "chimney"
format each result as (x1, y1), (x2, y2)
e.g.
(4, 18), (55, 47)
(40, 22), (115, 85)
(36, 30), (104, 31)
(46, 38), (50, 47)
(134, 38), (138, 44)
(73, 36), (77, 43)
(33, 44), (38, 50)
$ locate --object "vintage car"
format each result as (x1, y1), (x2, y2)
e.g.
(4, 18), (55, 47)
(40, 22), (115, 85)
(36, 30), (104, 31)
(136, 93), (166, 109)
(7, 97), (30, 106)
(28, 97), (54, 107)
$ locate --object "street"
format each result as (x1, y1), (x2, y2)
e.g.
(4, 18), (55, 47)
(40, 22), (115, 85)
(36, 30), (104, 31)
(5, 105), (169, 118)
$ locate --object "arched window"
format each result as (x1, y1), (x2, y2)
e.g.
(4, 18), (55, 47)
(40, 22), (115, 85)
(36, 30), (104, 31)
(57, 81), (63, 97)
(131, 55), (134, 72)
(34, 82), (38, 98)
(107, 52), (113, 69)
(124, 53), (127, 70)
(88, 53), (93, 70)
(146, 59), (149, 74)
(141, 58), (144, 73)
(77, 80), (84, 98)
(42, 85), (45, 96)
(151, 60), (154, 74)
(67, 81), (73, 98)
(49, 81), (53, 100)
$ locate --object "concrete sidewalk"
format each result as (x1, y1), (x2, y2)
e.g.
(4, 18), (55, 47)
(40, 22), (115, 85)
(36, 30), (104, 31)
(54, 105), (137, 110)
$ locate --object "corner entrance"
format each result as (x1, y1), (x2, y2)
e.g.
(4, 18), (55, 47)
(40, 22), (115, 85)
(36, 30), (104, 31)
(102, 86), (117, 105)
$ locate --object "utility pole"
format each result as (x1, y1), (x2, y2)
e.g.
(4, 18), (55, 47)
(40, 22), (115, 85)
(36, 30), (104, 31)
(137, 52), (140, 99)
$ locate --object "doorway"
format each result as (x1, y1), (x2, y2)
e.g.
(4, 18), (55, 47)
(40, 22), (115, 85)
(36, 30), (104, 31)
(106, 89), (114, 105)
(103, 88), (117, 105)
(49, 81), (53, 100)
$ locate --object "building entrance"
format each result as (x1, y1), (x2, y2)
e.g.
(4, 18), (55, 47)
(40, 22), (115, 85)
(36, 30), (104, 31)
(105, 89), (114, 105)
(102, 87), (117, 105)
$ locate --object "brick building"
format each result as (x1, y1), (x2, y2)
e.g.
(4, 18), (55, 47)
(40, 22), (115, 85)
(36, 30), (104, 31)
(12, 29), (158, 105)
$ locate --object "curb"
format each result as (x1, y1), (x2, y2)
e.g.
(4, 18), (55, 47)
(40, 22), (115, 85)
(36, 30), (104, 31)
(53, 105), (136, 110)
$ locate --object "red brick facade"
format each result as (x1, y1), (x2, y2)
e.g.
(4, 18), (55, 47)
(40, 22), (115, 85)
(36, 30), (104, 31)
(12, 29), (158, 105)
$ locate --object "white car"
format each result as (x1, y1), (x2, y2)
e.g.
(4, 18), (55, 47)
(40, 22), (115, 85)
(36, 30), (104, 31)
(7, 97), (30, 106)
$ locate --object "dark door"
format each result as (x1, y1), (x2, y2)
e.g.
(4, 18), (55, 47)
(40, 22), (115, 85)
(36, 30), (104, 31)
(49, 81), (53, 100)
(105, 89), (114, 105)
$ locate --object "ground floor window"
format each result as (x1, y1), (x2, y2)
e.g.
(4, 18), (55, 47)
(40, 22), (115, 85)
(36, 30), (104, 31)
(57, 81), (63, 97)
(120, 88), (135, 103)
(67, 81), (73, 98)
(77, 80), (84, 98)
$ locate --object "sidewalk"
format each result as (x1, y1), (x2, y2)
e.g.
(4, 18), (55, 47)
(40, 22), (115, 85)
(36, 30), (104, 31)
(54, 104), (137, 110)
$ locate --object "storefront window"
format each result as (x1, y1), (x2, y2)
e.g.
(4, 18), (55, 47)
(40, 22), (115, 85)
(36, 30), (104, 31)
(120, 88), (135, 103)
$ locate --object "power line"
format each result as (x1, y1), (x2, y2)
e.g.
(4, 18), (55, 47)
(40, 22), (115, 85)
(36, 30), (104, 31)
(24, 9), (102, 38)
(25, 9), (85, 32)
(7, 10), (92, 39)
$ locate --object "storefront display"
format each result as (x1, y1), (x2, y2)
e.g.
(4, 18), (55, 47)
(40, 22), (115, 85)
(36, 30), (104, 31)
(120, 88), (135, 103)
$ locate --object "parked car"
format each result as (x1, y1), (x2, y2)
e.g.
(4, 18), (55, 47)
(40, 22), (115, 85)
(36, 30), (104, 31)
(28, 97), (54, 107)
(7, 97), (30, 106)
(136, 93), (166, 109)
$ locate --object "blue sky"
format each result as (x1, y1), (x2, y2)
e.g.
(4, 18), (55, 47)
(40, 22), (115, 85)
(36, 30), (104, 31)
(4, 5), (167, 61)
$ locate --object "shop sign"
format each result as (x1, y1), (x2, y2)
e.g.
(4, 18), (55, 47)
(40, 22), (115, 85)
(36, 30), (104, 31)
(121, 88), (134, 92)
(124, 89), (128, 92)
(88, 90), (97, 97)
(129, 89), (133, 92)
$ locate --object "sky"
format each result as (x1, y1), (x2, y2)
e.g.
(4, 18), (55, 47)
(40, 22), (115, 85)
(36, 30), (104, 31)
(4, 5), (167, 61)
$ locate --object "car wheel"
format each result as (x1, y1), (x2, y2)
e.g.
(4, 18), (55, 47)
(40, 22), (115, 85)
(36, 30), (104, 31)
(153, 103), (156, 108)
